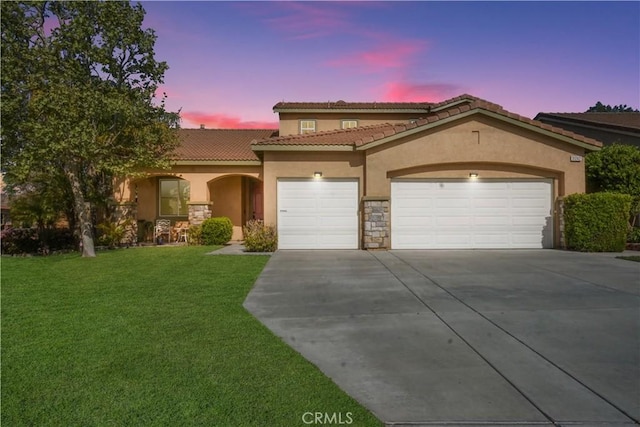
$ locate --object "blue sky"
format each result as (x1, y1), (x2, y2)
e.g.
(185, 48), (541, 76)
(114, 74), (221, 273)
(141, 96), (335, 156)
(141, 1), (640, 129)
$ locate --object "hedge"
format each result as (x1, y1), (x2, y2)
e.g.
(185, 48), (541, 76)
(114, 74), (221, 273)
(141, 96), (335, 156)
(200, 217), (233, 245)
(563, 192), (633, 252)
(1, 228), (76, 255)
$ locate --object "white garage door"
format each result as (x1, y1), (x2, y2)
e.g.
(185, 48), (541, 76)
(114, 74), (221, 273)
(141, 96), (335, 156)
(277, 179), (359, 249)
(391, 180), (553, 249)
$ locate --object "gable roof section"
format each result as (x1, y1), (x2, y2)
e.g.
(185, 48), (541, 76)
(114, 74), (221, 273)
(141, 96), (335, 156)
(534, 112), (640, 133)
(172, 129), (277, 164)
(255, 96), (603, 152)
(272, 94), (480, 114)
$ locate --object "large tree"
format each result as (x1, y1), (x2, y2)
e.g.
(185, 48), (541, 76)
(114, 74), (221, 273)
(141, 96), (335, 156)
(1, 1), (179, 256)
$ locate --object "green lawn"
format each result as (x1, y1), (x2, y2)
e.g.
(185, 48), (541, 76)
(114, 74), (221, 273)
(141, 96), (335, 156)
(2, 247), (382, 427)
(617, 255), (640, 262)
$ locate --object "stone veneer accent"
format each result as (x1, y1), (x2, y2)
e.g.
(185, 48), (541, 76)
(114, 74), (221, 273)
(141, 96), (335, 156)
(112, 202), (138, 245)
(188, 201), (213, 226)
(363, 197), (390, 250)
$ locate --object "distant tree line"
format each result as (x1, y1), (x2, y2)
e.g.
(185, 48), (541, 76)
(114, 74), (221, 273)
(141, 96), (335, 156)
(586, 102), (639, 113)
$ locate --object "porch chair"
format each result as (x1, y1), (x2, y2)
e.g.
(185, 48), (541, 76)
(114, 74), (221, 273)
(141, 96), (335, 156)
(154, 219), (171, 244)
(174, 221), (189, 244)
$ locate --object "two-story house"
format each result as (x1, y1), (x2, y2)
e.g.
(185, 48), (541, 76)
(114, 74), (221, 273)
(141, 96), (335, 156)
(116, 94), (602, 249)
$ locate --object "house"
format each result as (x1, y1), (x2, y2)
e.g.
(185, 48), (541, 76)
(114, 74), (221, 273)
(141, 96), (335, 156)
(116, 94), (602, 250)
(534, 112), (640, 147)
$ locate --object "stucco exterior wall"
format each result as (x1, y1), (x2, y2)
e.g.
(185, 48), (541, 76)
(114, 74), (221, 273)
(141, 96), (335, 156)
(262, 151), (365, 225)
(209, 176), (244, 240)
(115, 165), (262, 240)
(364, 116), (587, 199)
(278, 112), (425, 136)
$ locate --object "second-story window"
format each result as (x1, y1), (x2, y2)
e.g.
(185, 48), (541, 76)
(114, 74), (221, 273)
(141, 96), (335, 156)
(300, 120), (316, 134)
(341, 120), (358, 129)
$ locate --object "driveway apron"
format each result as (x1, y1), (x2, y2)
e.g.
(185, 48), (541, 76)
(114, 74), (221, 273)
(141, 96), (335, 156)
(243, 250), (640, 426)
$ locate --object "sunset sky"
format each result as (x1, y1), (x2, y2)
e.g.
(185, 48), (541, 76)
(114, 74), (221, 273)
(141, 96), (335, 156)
(141, 1), (640, 129)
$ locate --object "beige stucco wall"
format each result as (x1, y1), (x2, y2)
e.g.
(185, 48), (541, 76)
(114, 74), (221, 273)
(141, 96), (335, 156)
(263, 114), (591, 249)
(115, 165), (262, 240)
(364, 116), (587, 199)
(209, 176), (244, 240)
(278, 112), (425, 136)
(262, 151), (365, 225)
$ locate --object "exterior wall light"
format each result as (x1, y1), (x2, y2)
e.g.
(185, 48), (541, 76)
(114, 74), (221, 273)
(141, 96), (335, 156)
(469, 172), (479, 179)
(313, 172), (323, 178)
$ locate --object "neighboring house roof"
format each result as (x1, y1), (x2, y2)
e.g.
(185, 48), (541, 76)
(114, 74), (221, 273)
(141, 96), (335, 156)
(172, 129), (277, 164)
(534, 112), (640, 133)
(255, 96), (603, 151)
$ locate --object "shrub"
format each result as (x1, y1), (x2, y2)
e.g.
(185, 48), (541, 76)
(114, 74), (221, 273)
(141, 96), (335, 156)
(200, 217), (233, 245)
(96, 221), (127, 248)
(628, 227), (640, 244)
(1, 228), (75, 255)
(242, 220), (277, 252)
(1, 228), (40, 255)
(187, 224), (203, 246)
(564, 192), (633, 252)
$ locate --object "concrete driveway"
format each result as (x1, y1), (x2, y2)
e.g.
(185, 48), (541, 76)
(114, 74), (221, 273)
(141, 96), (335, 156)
(243, 250), (640, 426)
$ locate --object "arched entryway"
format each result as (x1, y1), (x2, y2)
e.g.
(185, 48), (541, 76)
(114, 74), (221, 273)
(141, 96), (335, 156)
(208, 175), (263, 240)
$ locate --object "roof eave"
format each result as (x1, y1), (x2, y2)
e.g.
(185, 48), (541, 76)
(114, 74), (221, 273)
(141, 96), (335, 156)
(172, 160), (263, 166)
(273, 108), (432, 114)
(252, 144), (354, 152)
(356, 109), (602, 151)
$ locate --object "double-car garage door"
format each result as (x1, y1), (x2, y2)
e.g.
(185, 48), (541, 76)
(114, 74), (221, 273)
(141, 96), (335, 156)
(391, 180), (553, 249)
(277, 179), (553, 249)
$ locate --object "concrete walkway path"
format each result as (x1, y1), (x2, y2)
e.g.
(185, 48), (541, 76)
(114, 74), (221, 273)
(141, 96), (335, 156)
(244, 250), (640, 427)
(207, 241), (273, 255)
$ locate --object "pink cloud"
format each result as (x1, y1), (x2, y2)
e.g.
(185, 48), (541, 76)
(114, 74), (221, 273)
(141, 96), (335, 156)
(327, 40), (428, 72)
(261, 2), (351, 40)
(180, 111), (278, 129)
(382, 82), (461, 102)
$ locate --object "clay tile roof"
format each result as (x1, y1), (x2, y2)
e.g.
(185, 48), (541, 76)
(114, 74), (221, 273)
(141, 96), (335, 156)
(535, 112), (640, 132)
(252, 123), (396, 148)
(257, 94), (603, 151)
(173, 129), (278, 161)
(273, 101), (435, 111)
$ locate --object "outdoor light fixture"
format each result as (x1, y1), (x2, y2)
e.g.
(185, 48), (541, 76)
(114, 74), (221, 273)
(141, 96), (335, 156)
(469, 172), (479, 179)
(313, 171), (323, 178)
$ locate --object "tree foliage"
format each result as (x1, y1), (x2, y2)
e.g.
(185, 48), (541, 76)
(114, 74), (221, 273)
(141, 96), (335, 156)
(1, 1), (179, 257)
(585, 144), (640, 196)
(586, 102), (639, 113)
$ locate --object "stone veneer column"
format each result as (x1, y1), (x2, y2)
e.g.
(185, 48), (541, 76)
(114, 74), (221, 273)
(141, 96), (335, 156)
(188, 201), (213, 226)
(362, 196), (390, 250)
(112, 202), (138, 245)
(556, 197), (566, 249)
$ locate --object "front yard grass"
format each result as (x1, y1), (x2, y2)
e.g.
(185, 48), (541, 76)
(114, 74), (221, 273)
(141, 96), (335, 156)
(617, 255), (640, 262)
(2, 246), (382, 426)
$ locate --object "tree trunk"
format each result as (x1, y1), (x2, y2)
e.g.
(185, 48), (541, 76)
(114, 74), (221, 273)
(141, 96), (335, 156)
(64, 165), (96, 257)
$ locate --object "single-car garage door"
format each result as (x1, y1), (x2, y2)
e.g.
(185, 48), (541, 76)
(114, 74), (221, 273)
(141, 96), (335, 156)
(277, 179), (359, 249)
(391, 180), (553, 249)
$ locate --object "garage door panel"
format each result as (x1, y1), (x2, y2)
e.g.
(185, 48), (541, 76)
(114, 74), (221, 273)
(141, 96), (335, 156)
(278, 180), (358, 249)
(392, 180), (552, 249)
(474, 198), (509, 208)
(475, 215), (510, 226)
(437, 216), (472, 226)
